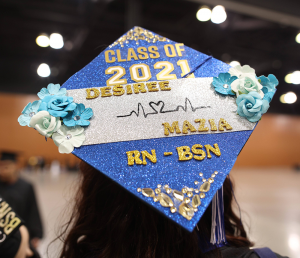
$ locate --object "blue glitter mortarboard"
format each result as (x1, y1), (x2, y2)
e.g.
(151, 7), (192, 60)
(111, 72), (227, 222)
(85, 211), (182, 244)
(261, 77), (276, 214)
(20, 27), (278, 232)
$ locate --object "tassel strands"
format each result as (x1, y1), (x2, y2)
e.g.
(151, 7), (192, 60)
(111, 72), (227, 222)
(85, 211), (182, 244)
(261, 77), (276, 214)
(210, 186), (226, 246)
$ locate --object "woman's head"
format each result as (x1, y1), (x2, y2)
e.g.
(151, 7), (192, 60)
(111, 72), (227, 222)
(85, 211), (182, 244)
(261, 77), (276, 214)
(57, 162), (252, 258)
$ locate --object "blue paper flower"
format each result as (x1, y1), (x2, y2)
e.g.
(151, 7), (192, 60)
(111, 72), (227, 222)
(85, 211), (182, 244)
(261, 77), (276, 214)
(37, 83), (67, 99)
(258, 74), (279, 102)
(212, 73), (237, 96)
(18, 100), (41, 126)
(258, 74), (278, 91)
(236, 92), (269, 122)
(261, 88), (275, 102)
(38, 95), (76, 117)
(63, 104), (93, 127)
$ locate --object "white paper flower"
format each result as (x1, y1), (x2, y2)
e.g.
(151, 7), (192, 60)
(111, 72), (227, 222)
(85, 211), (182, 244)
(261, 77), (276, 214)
(231, 75), (264, 97)
(229, 65), (255, 78)
(29, 111), (61, 137)
(229, 65), (264, 97)
(52, 125), (85, 154)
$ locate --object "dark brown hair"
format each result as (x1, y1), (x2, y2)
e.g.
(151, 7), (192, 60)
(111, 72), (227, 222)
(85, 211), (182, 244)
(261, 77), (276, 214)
(56, 162), (253, 258)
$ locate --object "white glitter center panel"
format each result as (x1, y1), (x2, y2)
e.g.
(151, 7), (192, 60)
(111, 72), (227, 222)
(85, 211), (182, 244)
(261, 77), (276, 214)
(67, 78), (255, 146)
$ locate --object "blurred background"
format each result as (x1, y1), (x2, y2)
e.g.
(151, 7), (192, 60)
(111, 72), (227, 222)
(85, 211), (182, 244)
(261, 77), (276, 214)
(0, 0), (300, 257)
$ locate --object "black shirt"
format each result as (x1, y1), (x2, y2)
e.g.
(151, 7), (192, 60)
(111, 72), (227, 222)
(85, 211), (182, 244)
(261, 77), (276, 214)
(0, 178), (43, 239)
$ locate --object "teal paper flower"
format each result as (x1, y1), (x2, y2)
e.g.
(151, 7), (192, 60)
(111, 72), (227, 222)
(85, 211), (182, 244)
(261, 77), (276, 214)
(63, 103), (93, 127)
(37, 83), (66, 99)
(212, 73), (237, 95)
(38, 95), (76, 117)
(258, 74), (279, 102)
(236, 92), (269, 122)
(18, 100), (41, 127)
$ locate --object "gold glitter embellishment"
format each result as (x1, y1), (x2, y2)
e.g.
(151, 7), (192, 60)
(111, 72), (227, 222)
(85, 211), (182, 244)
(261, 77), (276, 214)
(182, 187), (188, 194)
(187, 191), (193, 197)
(200, 182), (211, 192)
(173, 190), (184, 201)
(86, 88), (100, 99)
(159, 193), (174, 207)
(166, 188), (172, 194)
(191, 144), (206, 161)
(170, 207), (177, 213)
(153, 196), (160, 202)
(208, 119), (218, 131)
(182, 120), (197, 134)
(204, 144), (221, 158)
(100, 86), (112, 97)
(126, 150), (143, 165)
(176, 146), (193, 161)
(138, 171), (219, 220)
(133, 83), (147, 94)
(159, 81), (171, 91)
(218, 118), (233, 131)
(113, 85), (125, 96)
(199, 193), (205, 199)
(164, 152), (173, 156)
(195, 119), (209, 132)
(179, 203), (194, 220)
(141, 150), (157, 165)
(142, 188), (155, 197)
(184, 197), (190, 203)
(192, 195), (201, 208)
(110, 27), (169, 48)
(162, 121), (181, 136)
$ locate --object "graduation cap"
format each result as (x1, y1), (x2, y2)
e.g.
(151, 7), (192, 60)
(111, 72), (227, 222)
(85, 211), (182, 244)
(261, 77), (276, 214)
(18, 27), (278, 242)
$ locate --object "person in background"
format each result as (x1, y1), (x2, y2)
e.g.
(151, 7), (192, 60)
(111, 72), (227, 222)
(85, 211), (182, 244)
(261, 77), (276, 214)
(0, 152), (43, 249)
(1, 225), (35, 258)
(0, 196), (40, 258)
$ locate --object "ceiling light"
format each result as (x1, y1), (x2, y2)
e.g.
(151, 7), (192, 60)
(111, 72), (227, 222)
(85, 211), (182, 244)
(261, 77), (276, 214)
(37, 63), (51, 77)
(50, 33), (64, 49)
(211, 5), (227, 24)
(196, 6), (212, 22)
(290, 71), (300, 84)
(36, 35), (50, 47)
(279, 94), (286, 103)
(229, 61), (240, 67)
(284, 92), (297, 104)
(296, 33), (300, 44)
(285, 73), (292, 84)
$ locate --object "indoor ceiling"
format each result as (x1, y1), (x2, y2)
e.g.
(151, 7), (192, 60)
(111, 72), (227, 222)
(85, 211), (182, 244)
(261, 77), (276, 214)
(0, 0), (300, 115)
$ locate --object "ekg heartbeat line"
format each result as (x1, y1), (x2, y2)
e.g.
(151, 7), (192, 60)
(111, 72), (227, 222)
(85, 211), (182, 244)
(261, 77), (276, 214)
(116, 98), (211, 118)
